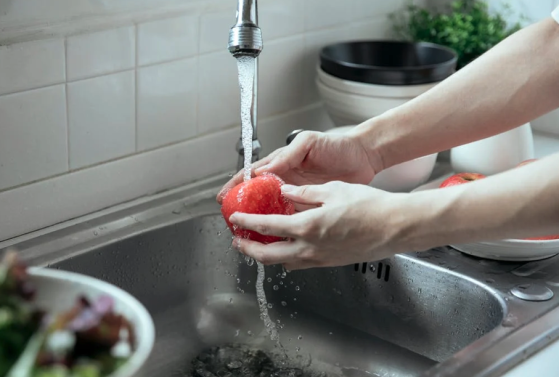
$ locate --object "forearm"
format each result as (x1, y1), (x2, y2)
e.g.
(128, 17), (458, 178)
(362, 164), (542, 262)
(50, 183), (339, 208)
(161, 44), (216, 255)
(351, 17), (559, 171)
(398, 154), (559, 250)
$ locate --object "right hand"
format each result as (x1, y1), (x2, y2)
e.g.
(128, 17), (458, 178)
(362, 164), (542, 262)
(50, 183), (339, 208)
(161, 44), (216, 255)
(216, 130), (380, 203)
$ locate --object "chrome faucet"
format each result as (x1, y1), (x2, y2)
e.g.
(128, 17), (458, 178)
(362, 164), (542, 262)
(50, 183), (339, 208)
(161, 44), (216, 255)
(228, 0), (263, 171)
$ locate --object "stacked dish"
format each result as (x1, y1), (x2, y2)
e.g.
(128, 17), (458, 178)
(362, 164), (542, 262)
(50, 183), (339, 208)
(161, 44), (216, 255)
(317, 41), (457, 126)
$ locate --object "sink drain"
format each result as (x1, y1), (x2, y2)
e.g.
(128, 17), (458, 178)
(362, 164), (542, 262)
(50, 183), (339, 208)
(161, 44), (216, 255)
(510, 284), (554, 301)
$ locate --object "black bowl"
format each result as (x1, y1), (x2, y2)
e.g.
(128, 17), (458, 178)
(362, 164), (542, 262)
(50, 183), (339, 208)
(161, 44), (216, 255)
(319, 40), (458, 86)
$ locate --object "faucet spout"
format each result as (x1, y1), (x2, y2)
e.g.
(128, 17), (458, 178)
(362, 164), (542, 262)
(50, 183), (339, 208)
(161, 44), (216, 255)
(228, 0), (263, 58)
(229, 0), (263, 172)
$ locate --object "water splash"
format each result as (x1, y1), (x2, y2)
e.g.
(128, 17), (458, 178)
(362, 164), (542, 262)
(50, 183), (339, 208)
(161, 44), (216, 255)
(256, 261), (279, 341)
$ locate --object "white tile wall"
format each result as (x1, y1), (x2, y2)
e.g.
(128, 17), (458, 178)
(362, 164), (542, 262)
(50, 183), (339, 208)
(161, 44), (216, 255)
(198, 50), (241, 132)
(0, 39), (65, 96)
(66, 26), (135, 81)
(199, 2), (237, 55)
(259, 36), (306, 118)
(0, 0), (413, 241)
(0, 85), (68, 190)
(304, 0), (354, 31)
(137, 58), (198, 151)
(137, 14), (199, 66)
(353, 0), (406, 21)
(68, 71), (136, 169)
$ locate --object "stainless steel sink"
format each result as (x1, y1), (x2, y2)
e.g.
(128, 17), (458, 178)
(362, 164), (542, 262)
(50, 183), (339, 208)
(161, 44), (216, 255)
(4, 173), (559, 377)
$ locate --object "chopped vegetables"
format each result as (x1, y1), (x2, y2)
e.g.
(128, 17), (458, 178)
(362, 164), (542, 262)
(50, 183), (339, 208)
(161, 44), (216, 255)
(0, 252), (136, 377)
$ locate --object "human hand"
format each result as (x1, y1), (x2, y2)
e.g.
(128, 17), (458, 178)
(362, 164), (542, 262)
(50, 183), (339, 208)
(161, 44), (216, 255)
(216, 130), (380, 204)
(227, 181), (409, 270)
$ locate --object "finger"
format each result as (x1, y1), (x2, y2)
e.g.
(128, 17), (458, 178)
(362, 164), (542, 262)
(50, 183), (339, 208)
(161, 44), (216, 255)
(216, 170), (245, 203)
(283, 261), (316, 271)
(255, 132), (317, 176)
(216, 152), (281, 203)
(229, 213), (303, 239)
(233, 238), (302, 265)
(281, 183), (335, 205)
(294, 202), (319, 213)
(253, 148), (284, 176)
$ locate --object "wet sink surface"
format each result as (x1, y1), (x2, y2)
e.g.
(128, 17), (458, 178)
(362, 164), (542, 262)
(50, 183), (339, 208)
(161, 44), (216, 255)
(47, 214), (502, 377)
(8, 176), (559, 377)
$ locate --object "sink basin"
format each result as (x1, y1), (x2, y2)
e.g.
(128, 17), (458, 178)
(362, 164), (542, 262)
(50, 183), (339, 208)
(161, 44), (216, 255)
(5, 174), (559, 377)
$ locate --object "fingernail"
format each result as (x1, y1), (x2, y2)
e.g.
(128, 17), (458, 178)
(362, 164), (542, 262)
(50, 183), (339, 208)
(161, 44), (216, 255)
(282, 184), (296, 193)
(232, 238), (241, 250)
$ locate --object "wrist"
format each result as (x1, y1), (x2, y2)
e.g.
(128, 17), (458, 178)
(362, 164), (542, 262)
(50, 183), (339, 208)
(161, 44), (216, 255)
(347, 109), (405, 174)
(387, 190), (453, 252)
(347, 116), (389, 174)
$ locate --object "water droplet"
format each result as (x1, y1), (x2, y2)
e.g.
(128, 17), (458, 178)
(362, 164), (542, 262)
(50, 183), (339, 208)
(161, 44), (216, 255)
(273, 285), (279, 291)
(267, 277), (272, 283)
(235, 329), (240, 337)
(93, 230), (98, 236)
(296, 347), (300, 352)
(295, 286), (300, 291)
(247, 330), (253, 336)
(172, 209), (181, 215)
(237, 278), (241, 284)
(229, 297), (233, 303)
(267, 303), (273, 309)
(281, 301), (287, 306)
(298, 335), (303, 340)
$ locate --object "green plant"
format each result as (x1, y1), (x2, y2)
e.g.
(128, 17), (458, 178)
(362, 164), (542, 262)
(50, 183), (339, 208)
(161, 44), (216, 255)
(390, 0), (525, 69)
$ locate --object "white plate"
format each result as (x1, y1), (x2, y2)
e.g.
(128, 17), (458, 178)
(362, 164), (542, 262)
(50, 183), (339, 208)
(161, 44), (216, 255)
(412, 175), (559, 261)
(28, 268), (155, 377)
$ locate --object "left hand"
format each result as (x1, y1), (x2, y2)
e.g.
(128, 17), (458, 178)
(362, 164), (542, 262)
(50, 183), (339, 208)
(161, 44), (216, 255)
(228, 181), (409, 270)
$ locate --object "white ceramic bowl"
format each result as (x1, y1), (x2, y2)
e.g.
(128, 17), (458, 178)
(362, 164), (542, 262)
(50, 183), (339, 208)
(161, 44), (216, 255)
(325, 126), (438, 192)
(450, 123), (535, 176)
(316, 78), (409, 126)
(28, 268), (155, 377)
(316, 66), (440, 127)
(317, 65), (438, 98)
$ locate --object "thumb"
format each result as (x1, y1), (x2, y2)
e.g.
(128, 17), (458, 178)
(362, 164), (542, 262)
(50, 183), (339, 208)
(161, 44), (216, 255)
(281, 184), (331, 205)
(255, 134), (311, 176)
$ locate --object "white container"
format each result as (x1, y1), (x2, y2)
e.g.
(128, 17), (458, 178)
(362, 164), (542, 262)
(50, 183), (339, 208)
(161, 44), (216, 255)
(316, 66), (440, 127)
(450, 123), (534, 175)
(325, 126), (438, 192)
(28, 268), (155, 377)
(317, 66), (438, 98)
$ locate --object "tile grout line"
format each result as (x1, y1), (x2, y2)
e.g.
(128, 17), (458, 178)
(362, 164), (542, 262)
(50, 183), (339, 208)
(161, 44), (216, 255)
(0, 102), (324, 194)
(64, 37), (71, 171)
(195, 13), (202, 137)
(135, 23), (140, 152)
